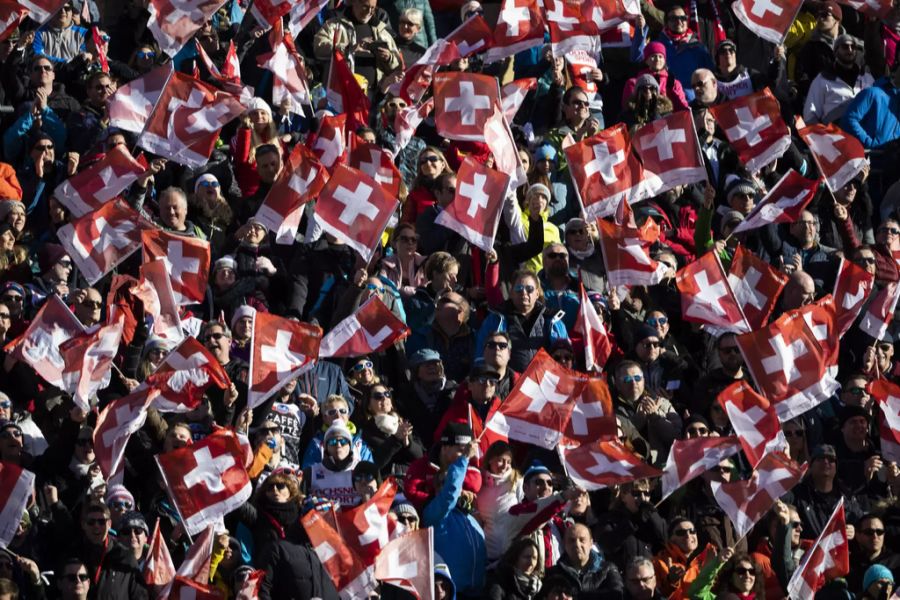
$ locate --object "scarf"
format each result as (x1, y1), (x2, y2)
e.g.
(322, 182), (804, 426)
(70, 457), (91, 477)
(260, 497), (300, 529)
(514, 570), (542, 598)
(569, 240), (595, 261)
(687, 0), (727, 45)
(665, 25), (694, 43)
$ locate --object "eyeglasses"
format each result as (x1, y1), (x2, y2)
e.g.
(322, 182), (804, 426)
(546, 252), (568, 260)
(119, 527), (145, 537)
(33, 64), (54, 72)
(399, 19), (418, 26)
(647, 317), (668, 327)
(326, 437), (351, 447)
(198, 180), (220, 188)
(720, 346), (741, 355)
(136, 50), (156, 59)
(880, 226), (900, 235)
(629, 489), (651, 499)
(205, 332), (227, 342)
(640, 340), (661, 348)
(472, 376), (498, 385)
(365, 283), (384, 294)
(0, 401), (10, 409)
(879, 344), (894, 352)
(353, 473), (376, 482)
(734, 567), (755, 576)
(271, 482), (289, 491)
(371, 390), (392, 400)
(862, 528), (886, 536)
(0, 313), (10, 319)
(513, 284), (536, 294)
(692, 79), (712, 89)
(622, 374), (643, 383)
(845, 386), (867, 396)
(396, 514), (418, 524)
(387, 102), (408, 110)
(856, 256), (877, 265)
(568, 99), (589, 108)
(668, 14), (688, 21)
(61, 5), (74, 11)
(63, 573), (90, 582)
(790, 521), (802, 529)
(58, 259), (73, 268)
(352, 360), (373, 372)
(34, 143), (54, 151)
(485, 341), (509, 350)
(109, 500), (132, 510)
(673, 528), (696, 536)
(817, 456), (836, 464)
(419, 155), (441, 165)
(80, 300), (102, 310)
(84, 517), (109, 526)
(686, 427), (709, 436)
(326, 407), (350, 417)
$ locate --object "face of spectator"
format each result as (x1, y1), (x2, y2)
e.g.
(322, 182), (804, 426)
(876, 341), (894, 372)
(717, 46), (737, 72)
(82, 510), (111, 545)
(74, 435), (94, 463)
(248, 108), (271, 127)
(119, 524), (147, 557)
(565, 525), (593, 567)
(527, 191), (549, 215)
(265, 478), (292, 503)
(790, 212), (818, 247)
(516, 544), (539, 575)
(841, 377), (871, 409)
(635, 335), (662, 362)
(685, 421), (709, 439)
(353, 470), (378, 498)
(483, 335), (510, 370)
(436, 294), (466, 332)
(392, 227), (418, 255)
(159, 193), (187, 230)
(788, 509), (802, 546)
(203, 325), (231, 364)
(58, 563), (91, 600)
(670, 521), (698, 554)
(835, 180), (859, 208)
(512, 276), (539, 315)
(0, 395), (9, 421)
(75, 289), (103, 326)
(524, 473), (554, 501)
(398, 15), (421, 41)
(54, 3), (74, 28)
(214, 265), (236, 288)
(87, 75), (113, 107)
(233, 316), (253, 341)
(350, 358), (376, 385)
(717, 335), (743, 372)
(0, 230), (14, 252)
(783, 421), (805, 452)
(416, 359), (443, 383)
(196, 178), (220, 205)
(562, 90), (590, 127)
(810, 453), (836, 480)
(543, 244), (569, 277)
(0, 426), (23, 461)
(667, 9), (688, 33)
(552, 347), (574, 369)
(31, 57), (55, 88)
(256, 151), (282, 184)
(816, 8), (838, 31)
(324, 400), (350, 426)
(468, 373), (497, 403)
(691, 71), (717, 104)
(368, 385), (393, 416)
(566, 222), (589, 250)
(858, 517), (885, 555)
(351, 0), (377, 23)
(48, 196), (68, 225)
(646, 311), (669, 339)
(625, 563), (657, 599)
(326, 434), (352, 460)
(135, 46), (157, 69)
(394, 510), (419, 530)
(877, 220), (900, 248)
(728, 190), (755, 215)
(488, 451), (512, 475)
(31, 136), (55, 170)
(435, 578), (452, 600)
(417, 151), (444, 179)
(384, 97), (407, 121)
(435, 175), (456, 208)
(49, 254), (74, 283)
(617, 365), (645, 401)
(1, 288), (22, 318)
(621, 481), (652, 513)
(518, 150), (531, 173)
(842, 415), (869, 446)
(645, 52), (665, 73)
(431, 264), (458, 293)
(164, 424), (191, 452)
(731, 560), (756, 593)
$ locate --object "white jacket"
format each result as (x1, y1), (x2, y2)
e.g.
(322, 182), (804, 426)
(803, 69), (874, 125)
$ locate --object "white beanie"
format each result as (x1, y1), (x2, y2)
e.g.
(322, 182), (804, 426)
(245, 98), (272, 115)
(230, 305), (256, 329)
(193, 173), (219, 194)
(215, 255), (237, 272)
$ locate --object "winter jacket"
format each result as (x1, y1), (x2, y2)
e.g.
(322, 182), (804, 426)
(300, 421), (373, 469)
(804, 68), (875, 125)
(486, 564), (542, 600)
(633, 29), (715, 100)
(406, 322), (475, 383)
(69, 539), (149, 600)
(621, 68), (689, 112)
(652, 542), (711, 598)
(404, 454), (482, 512)
(33, 24), (88, 63)
(478, 470), (524, 560)
(494, 495), (568, 568)
(312, 7), (401, 86)
(476, 300), (565, 372)
(841, 76), (900, 149)
(545, 549), (624, 600)
(256, 537), (340, 599)
(3, 107), (67, 163)
(592, 505), (667, 572)
(360, 418), (425, 476)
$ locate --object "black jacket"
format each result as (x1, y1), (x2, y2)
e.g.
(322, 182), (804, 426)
(256, 538), (340, 600)
(486, 564), (542, 600)
(544, 550), (624, 600)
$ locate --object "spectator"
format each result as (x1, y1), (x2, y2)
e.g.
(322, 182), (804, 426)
(804, 34), (874, 125)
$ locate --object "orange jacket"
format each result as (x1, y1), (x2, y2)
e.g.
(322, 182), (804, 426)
(652, 542), (714, 598)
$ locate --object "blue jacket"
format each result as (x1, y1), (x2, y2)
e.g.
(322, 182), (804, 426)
(3, 108), (67, 163)
(299, 422), (374, 469)
(841, 77), (900, 150)
(423, 455), (486, 596)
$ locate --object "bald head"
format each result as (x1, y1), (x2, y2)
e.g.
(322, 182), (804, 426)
(782, 270), (815, 310)
(691, 69), (718, 104)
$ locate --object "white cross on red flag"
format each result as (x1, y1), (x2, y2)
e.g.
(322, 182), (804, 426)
(787, 498), (849, 598)
(392, 99), (434, 155)
(168, 577), (223, 599)
(735, 310), (838, 421)
(108, 64), (171, 133)
(566, 377), (616, 443)
(717, 381), (786, 468)
(326, 49), (370, 131)
(249, 313), (322, 409)
(337, 478), (398, 566)
(0, 3), (27, 41)
(836, 0), (893, 17)
(257, 20), (311, 115)
(94, 386), (159, 479)
(155, 427), (252, 536)
(348, 137), (402, 199)
(374, 528), (434, 600)
(302, 509), (376, 598)
(543, 0), (601, 56)
(445, 14), (494, 57)
(660, 436), (742, 501)
(54, 145), (148, 217)
(710, 88), (791, 172)
(632, 110), (707, 200)
(676, 250), (750, 333)
(435, 156), (510, 252)
(832, 257), (874, 336)
(148, 0), (227, 57)
(143, 518), (176, 599)
(500, 77), (538, 122)
(142, 229), (211, 306)
(727, 245), (788, 330)
(797, 296), (839, 377)
(485, 0), (544, 63)
(858, 281), (900, 341)
(0, 462), (35, 547)
(131, 259), (184, 342)
(57, 199), (153, 285)
(60, 318), (125, 410)
(319, 295), (409, 358)
(574, 282), (613, 373)
(145, 336), (231, 413)
(711, 451), (806, 539)
(731, 0), (803, 43)
(307, 113), (348, 172)
(798, 121), (867, 192)
(560, 440), (662, 491)
(597, 216), (669, 287)
(565, 124), (642, 219)
(433, 72), (501, 142)
(483, 107), (528, 190)
(732, 169), (819, 235)
(314, 163), (399, 262)
(869, 379), (900, 463)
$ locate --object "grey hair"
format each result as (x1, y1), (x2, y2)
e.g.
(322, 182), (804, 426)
(625, 557), (654, 577)
(400, 7), (423, 25)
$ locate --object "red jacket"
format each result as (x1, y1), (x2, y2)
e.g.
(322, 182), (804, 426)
(433, 385), (504, 464)
(402, 186), (436, 225)
(403, 455), (482, 512)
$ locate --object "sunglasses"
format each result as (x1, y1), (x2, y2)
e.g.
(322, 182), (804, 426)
(863, 528), (886, 536)
(205, 332), (227, 342)
(271, 482), (289, 491)
(485, 341), (509, 350)
(546, 252), (568, 260)
(647, 317), (668, 326)
(119, 527), (145, 536)
(472, 376), (498, 385)
(109, 500), (132, 510)
(641, 340), (662, 348)
(791, 521), (802, 529)
(784, 429), (805, 438)
(880, 227), (900, 235)
(0, 313), (10, 319)
(568, 99), (590, 108)
(0, 401), (10, 409)
(326, 407), (349, 417)
(734, 567), (755, 576)
(817, 456), (837, 463)
(397, 235), (418, 243)
(856, 256), (877, 265)
(419, 155), (441, 165)
(396, 514), (418, 524)
(720, 346), (741, 354)
(629, 489), (651, 499)
(34, 144), (54, 151)
(76, 438), (93, 447)
(352, 360), (374, 372)
(198, 180), (220, 188)
(326, 437), (351, 447)
(623, 374), (643, 383)
(365, 283), (384, 294)
(136, 50), (156, 59)
(532, 478), (554, 488)
(668, 14), (688, 21)
(513, 284), (536, 294)
(353, 473), (376, 482)
(33, 64), (54, 72)
(845, 386), (867, 395)
(63, 573), (91, 582)
(80, 300), (102, 310)
(674, 528), (696, 536)
(879, 344), (894, 352)
(568, 228), (587, 235)
(371, 390), (392, 400)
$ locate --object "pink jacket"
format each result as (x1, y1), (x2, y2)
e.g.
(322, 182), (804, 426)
(621, 68), (690, 112)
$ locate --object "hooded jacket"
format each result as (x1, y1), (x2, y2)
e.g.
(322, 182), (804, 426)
(841, 76), (900, 149)
(545, 548), (624, 599)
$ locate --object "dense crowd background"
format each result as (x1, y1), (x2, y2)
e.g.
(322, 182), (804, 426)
(1, 0), (900, 598)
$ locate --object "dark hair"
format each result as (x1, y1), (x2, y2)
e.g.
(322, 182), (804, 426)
(0, 578), (18, 597)
(501, 537), (540, 569)
(714, 554), (765, 597)
(81, 501), (110, 520)
(255, 144), (280, 160)
(483, 330), (511, 348)
(563, 86), (588, 105)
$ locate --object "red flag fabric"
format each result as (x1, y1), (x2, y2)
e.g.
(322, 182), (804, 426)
(832, 257), (875, 336)
(731, 0), (803, 43)
(348, 139), (402, 199)
(0, 462), (34, 547)
(798, 121), (867, 192)
(59, 318), (124, 410)
(393, 99), (433, 155)
(108, 64), (171, 133)
(255, 142), (328, 244)
(15, 0), (66, 25)
(327, 49), (370, 131)
(314, 163), (399, 261)
(142, 229), (211, 306)
(858, 281), (900, 341)
(145, 336), (231, 413)
(565, 124), (642, 219)
(660, 436), (742, 501)
(249, 313), (322, 409)
(302, 510), (376, 598)
(107, 274), (141, 346)
(632, 110), (707, 199)
(433, 72), (501, 142)
(155, 428), (252, 536)
(798, 296), (839, 377)
(143, 518), (177, 599)
(53, 145), (147, 217)
(374, 528), (434, 600)
(727, 245), (788, 330)
(258, 20), (311, 114)
(500, 77), (538, 122)
(483, 107), (527, 189)
(736, 310), (839, 421)
(485, 0), (544, 63)
(563, 378), (616, 444)
(597, 217), (669, 287)
(57, 199), (152, 284)
(319, 296), (409, 358)
(337, 479), (399, 566)
(543, 0), (601, 56)
(0, 2), (28, 40)
(676, 251), (749, 333)
(786, 499), (849, 597)
(147, 0), (227, 57)
(710, 88), (791, 172)
(444, 14), (494, 57)
(434, 156), (510, 252)
(870, 379), (900, 463)
(138, 72), (244, 168)
(168, 576), (224, 599)
(717, 381), (786, 468)
(249, 0), (293, 26)
(176, 525), (216, 582)
(560, 440), (662, 491)
(711, 451), (806, 538)
(574, 283), (613, 373)
(234, 569), (265, 599)
(836, 0), (893, 17)
(732, 169), (819, 234)
(132, 258), (185, 342)
(94, 387), (158, 479)
(307, 113), (347, 171)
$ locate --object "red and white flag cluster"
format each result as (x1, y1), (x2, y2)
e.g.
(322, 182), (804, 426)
(717, 381), (786, 468)
(660, 436), (742, 501)
(798, 121), (868, 193)
(832, 257), (875, 336)
(255, 143), (328, 245)
(731, 0), (803, 44)
(597, 208), (668, 287)
(732, 170), (819, 235)
(435, 156), (510, 252)
(53, 145), (148, 217)
(727, 245), (788, 329)
(0, 462), (35, 547)
(248, 313), (322, 409)
(560, 440), (662, 491)
(710, 88), (791, 172)
(676, 251), (749, 333)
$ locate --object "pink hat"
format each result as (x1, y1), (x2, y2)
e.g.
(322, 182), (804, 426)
(643, 41), (667, 62)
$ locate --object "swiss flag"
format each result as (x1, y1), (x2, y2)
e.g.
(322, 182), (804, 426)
(319, 296), (409, 358)
(155, 428), (252, 536)
(249, 313), (322, 409)
(249, 0), (292, 26)
(717, 381), (786, 468)
(54, 145), (148, 218)
(314, 164), (399, 262)
(348, 139), (402, 199)
(485, 349), (580, 449)
(565, 377), (617, 443)
(177, 525), (215, 583)
(710, 88), (791, 172)
(798, 296), (839, 377)
(302, 509), (375, 598)
(132, 258), (184, 342)
(147, 0), (228, 57)
(565, 124), (642, 219)
(143, 518), (176, 599)
(445, 14), (494, 57)
(736, 311), (838, 421)
(195, 39), (247, 100)
(543, 0), (601, 56)
(337, 478), (398, 566)
(597, 216), (668, 287)
(326, 49), (370, 131)
(285, 0), (330, 38)
(374, 528), (433, 599)
(434, 72), (501, 142)
(4, 295), (85, 390)
(732, 169), (819, 235)
(858, 282), (900, 341)
(392, 98), (433, 156)
(258, 20), (311, 114)
(486, 0), (544, 63)
(145, 336), (231, 413)
(0, 462), (35, 547)
(786, 499), (849, 598)
(16, 0), (67, 26)
(832, 257), (875, 336)
(500, 77), (538, 122)
(142, 229), (210, 306)
(560, 440), (662, 491)
(234, 570), (265, 600)
(138, 72), (244, 168)
(727, 245), (788, 329)
(731, 0), (803, 44)
(60, 318), (125, 410)
(660, 436), (742, 501)
(798, 121), (867, 192)
(307, 113), (347, 171)
(94, 387), (158, 479)
(0, 3), (27, 42)
(483, 107), (527, 189)
(574, 282), (613, 373)
(870, 379), (900, 463)
(435, 156), (510, 252)
(108, 64), (171, 133)
(58, 199), (153, 285)
(676, 251), (749, 333)
(632, 110), (707, 200)
(255, 142), (328, 245)
(711, 451), (806, 538)
(836, 0), (893, 17)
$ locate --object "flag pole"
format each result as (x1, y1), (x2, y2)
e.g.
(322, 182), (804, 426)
(154, 455), (194, 545)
